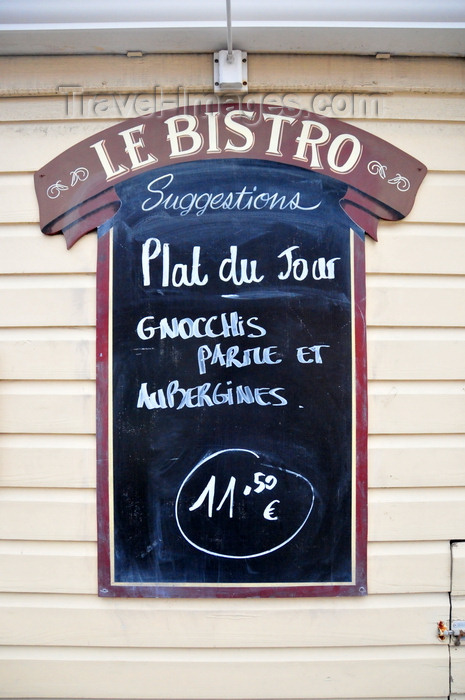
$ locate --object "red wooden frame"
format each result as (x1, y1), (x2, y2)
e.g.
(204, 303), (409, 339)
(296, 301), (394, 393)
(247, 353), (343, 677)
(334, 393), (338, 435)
(96, 224), (367, 598)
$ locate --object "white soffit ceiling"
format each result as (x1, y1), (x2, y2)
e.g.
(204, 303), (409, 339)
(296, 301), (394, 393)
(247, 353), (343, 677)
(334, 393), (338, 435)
(0, 0), (464, 56)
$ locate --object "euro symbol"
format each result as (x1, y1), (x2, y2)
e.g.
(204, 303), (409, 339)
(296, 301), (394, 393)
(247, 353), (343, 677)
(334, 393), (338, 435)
(263, 499), (280, 521)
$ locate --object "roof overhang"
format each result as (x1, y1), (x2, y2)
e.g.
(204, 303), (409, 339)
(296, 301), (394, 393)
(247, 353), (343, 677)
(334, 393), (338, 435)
(1, 0), (464, 56)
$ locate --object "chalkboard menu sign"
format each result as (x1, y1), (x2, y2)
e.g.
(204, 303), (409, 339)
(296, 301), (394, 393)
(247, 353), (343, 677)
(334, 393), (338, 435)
(97, 158), (367, 596)
(34, 104), (427, 597)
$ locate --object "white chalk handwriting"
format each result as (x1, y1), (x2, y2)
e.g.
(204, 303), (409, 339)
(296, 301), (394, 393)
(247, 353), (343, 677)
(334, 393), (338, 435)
(141, 172), (322, 217)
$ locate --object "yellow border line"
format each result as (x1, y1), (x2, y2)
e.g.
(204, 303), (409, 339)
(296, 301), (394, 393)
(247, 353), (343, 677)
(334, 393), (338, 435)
(108, 227), (116, 585)
(350, 228), (356, 584)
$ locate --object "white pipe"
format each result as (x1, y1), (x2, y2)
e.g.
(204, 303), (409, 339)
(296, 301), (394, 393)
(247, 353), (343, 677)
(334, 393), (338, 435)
(226, 0), (233, 62)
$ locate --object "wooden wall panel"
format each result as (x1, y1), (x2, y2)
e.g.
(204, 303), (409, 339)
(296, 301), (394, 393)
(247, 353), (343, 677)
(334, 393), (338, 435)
(2, 329), (465, 381)
(1, 92), (464, 123)
(0, 225), (97, 274)
(369, 488), (465, 542)
(0, 54), (463, 700)
(452, 542), (465, 596)
(1, 486), (464, 545)
(368, 435), (465, 488)
(0, 541), (451, 596)
(3, 328), (465, 382)
(1, 433), (463, 490)
(0, 381), (95, 434)
(1, 119), (464, 173)
(0, 541), (97, 595)
(0, 645), (450, 699)
(1, 54), (463, 97)
(2, 380), (463, 436)
(0, 488), (96, 541)
(3, 223), (465, 277)
(0, 279), (95, 327)
(368, 542), (450, 594)
(451, 544), (465, 697)
(0, 328), (96, 380)
(0, 434), (95, 488)
(0, 592), (448, 648)
(368, 382), (465, 434)
(366, 278), (465, 327)
(3, 277), (465, 328)
(367, 328), (465, 380)
(366, 224), (465, 275)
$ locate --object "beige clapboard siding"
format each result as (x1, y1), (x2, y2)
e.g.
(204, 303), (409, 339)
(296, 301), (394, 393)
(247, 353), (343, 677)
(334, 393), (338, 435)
(0, 174), (39, 224)
(368, 541), (450, 594)
(0, 121), (117, 173)
(1, 486), (464, 544)
(1, 328), (464, 382)
(0, 224), (97, 274)
(366, 276), (465, 327)
(0, 275), (96, 327)
(0, 381), (96, 434)
(452, 551), (465, 699)
(0, 591), (449, 648)
(0, 541), (97, 595)
(0, 54), (463, 700)
(366, 223), (465, 276)
(367, 380), (465, 434)
(451, 649), (465, 700)
(2, 433), (463, 490)
(0, 645), (450, 700)
(1, 170), (465, 225)
(451, 544), (465, 696)
(1, 92), (464, 125)
(368, 328), (465, 380)
(2, 222), (465, 276)
(1, 119), (464, 173)
(2, 275), (465, 328)
(0, 487), (96, 542)
(350, 119), (465, 172)
(1, 379), (464, 435)
(452, 541), (465, 596)
(0, 328), (96, 381)
(1, 54), (464, 97)
(0, 434), (95, 488)
(369, 435), (465, 488)
(0, 541), (451, 596)
(369, 487), (465, 542)
(451, 608), (465, 695)
(408, 172), (465, 223)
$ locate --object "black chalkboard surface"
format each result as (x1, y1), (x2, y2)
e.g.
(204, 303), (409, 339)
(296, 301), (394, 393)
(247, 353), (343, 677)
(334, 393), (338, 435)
(98, 158), (366, 596)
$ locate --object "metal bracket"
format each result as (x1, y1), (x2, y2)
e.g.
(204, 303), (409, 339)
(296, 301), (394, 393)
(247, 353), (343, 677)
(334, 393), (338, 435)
(438, 620), (465, 645)
(213, 50), (248, 94)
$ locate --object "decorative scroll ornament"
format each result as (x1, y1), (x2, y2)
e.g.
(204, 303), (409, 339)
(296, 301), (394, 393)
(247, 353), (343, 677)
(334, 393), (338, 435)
(387, 173), (411, 191)
(70, 166), (89, 187)
(367, 160), (388, 179)
(367, 160), (411, 191)
(46, 166), (89, 199)
(46, 180), (68, 199)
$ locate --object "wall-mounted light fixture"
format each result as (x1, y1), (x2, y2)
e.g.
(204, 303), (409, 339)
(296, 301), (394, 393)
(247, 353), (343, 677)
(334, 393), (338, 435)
(213, 0), (248, 93)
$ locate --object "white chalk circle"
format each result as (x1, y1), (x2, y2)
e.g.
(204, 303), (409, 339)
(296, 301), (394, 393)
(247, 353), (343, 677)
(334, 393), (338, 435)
(175, 448), (315, 559)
